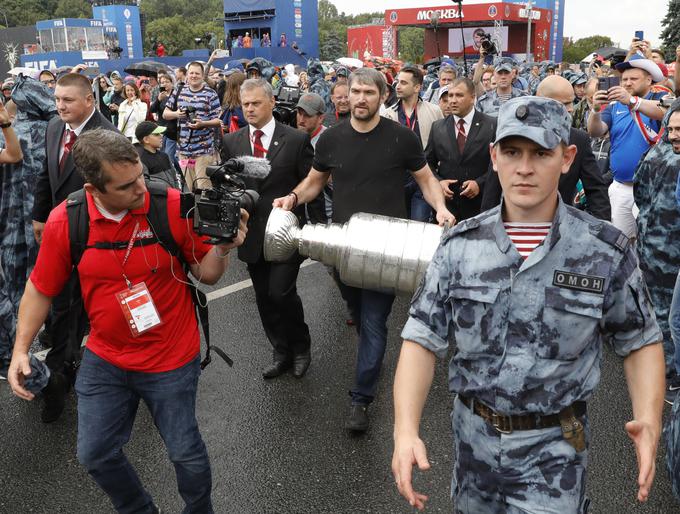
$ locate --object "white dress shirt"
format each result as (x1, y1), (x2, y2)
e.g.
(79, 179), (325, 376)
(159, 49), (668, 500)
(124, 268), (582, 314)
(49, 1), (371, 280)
(248, 116), (276, 154)
(453, 108), (476, 138)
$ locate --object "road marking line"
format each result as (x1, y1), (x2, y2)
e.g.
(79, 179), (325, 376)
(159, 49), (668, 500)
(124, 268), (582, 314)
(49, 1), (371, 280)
(206, 260), (318, 302)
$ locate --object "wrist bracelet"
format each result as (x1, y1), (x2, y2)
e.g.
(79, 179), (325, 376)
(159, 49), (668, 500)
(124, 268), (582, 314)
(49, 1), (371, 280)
(289, 191), (298, 209)
(0, 122), (11, 129)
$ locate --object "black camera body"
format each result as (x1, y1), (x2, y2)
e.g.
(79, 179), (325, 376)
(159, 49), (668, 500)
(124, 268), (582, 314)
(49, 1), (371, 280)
(273, 84), (301, 126)
(181, 159), (259, 244)
(480, 33), (498, 56)
(183, 105), (198, 123)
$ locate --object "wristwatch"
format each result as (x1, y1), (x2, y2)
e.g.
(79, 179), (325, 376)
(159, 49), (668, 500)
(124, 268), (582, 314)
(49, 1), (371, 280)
(629, 96), (641, 111)
(0, 121), (10, 129)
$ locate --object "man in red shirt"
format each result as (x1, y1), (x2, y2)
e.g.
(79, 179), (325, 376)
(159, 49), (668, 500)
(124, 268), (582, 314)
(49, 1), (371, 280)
(8, 129), (247, 514)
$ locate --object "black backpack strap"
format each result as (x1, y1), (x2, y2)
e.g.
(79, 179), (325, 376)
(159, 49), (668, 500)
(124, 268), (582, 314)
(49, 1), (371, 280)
(66, 189), (90, 267)
(145, 181), (233, 369)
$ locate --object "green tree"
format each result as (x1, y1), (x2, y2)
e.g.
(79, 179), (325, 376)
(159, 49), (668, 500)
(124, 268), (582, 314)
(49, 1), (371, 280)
(398, 27), (424, 64)
(318, 0), (338, 21)
(562, 35), (614, 63)
(54, 0), (91, 18)
(139, 0), (222, 24)
(145, 15), (223, 56)
(661, 0), (680, 59)
(319, 31), (345, 61)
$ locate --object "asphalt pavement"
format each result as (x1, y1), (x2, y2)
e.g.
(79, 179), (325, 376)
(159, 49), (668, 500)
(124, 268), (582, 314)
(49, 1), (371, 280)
(0, 259), (678, 513)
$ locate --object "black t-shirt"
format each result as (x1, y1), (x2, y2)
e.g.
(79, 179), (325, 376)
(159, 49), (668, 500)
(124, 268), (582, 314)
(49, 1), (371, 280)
(313, 117), (426, 224)
(136, 146), (173, 175)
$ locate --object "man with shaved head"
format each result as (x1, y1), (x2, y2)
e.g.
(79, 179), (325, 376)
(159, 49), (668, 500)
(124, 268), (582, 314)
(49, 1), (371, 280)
(482, 75), (611, 221)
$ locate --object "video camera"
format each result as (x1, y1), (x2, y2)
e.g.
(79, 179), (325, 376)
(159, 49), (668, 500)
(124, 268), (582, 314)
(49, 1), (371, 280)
(273, 83), (301, 127)
(180, 158), (263, 244)
(479, 33), (498, 56)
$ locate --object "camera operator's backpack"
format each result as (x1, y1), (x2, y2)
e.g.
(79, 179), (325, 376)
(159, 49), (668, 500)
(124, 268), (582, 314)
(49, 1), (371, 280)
(65, 180), (232, 370)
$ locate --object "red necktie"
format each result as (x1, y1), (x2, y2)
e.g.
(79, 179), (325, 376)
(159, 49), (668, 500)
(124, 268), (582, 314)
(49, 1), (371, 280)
(456, 118), (466, 154)
(252, 129), (265, 158)
(59, 129), (77, 173)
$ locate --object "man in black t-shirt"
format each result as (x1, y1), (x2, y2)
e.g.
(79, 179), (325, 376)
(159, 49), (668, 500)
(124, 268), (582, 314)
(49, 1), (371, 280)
(274, 68), (454, 433)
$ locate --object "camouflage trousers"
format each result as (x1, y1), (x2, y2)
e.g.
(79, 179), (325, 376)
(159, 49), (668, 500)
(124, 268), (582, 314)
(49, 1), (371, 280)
(451, 397), (590, 513)
(665, 395), (680, 502)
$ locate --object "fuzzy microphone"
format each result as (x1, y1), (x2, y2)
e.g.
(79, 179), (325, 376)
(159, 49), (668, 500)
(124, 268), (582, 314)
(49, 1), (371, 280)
(206, 156), (272, 184)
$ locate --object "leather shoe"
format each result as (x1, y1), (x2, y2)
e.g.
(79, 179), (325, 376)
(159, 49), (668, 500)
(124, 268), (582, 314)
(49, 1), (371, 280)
(292, 353), (311, 378)
(41, 371), (67, 423)
(262, 359), (291, 379)
(345, 404), (369, 432)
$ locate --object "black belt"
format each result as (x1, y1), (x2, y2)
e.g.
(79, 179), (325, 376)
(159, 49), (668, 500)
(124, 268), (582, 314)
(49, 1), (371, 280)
(458, 395), (586, 434)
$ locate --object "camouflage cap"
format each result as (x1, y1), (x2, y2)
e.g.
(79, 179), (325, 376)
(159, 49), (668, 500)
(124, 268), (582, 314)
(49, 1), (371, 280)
(494, 96), (571, 149)
(495, 57), (517, 73)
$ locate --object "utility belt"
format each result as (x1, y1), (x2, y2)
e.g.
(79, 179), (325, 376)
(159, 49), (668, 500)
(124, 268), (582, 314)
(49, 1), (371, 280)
(458, 395), (587, 451)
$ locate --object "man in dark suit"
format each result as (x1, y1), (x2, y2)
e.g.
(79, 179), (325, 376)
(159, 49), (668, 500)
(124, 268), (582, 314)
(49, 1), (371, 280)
(481, 75), (611, 221)
(221, 78), (314, 379)
(426, 77), (497, 222)
(32, 73), (117, 422)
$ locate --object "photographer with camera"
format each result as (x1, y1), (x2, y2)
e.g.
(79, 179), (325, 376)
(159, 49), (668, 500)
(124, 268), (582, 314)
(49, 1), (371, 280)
(476, 57), (527, 117)
(221, 78), (315, 380)
(163, 61), (221, 190)
(588, 54), (667, 239)
(8, 128), (247, 514)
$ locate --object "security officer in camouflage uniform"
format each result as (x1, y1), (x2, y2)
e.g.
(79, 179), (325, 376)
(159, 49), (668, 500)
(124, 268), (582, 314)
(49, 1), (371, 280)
(476, 58), (527, 117)
(392, 96), (665, 513)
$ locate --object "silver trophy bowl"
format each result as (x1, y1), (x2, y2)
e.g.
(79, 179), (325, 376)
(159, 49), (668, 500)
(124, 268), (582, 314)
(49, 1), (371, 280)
(264, 208), (444, 295)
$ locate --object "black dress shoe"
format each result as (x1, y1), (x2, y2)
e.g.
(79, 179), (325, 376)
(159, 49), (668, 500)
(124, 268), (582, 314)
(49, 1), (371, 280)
(345, 404), (369, 432)
(292, 353), (311, 379)
(41, 371), (67, 423)
(262, 360), (291, 379)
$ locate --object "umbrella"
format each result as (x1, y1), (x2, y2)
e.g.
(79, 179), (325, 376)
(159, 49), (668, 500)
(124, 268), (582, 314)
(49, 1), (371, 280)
(335, 57), (363, 69)
(8, 67), (39, 79)
(124, 60), (169, 78)
(594, 47), (626, 60)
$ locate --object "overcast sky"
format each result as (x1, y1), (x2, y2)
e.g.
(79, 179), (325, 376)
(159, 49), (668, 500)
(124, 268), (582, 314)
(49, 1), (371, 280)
(329, 0), (668, 47)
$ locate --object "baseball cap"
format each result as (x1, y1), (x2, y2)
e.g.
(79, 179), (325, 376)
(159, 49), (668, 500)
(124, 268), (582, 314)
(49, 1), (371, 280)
(296, 93), (326, 115)
(569, 72), (587, 86)
(494, 97), (571, 150)
(438, 86), (450, 100)
(135, 121), (166, 142)
(495, 57), (517, 73)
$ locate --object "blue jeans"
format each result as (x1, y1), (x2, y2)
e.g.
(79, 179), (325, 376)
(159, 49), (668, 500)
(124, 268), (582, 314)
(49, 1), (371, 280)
(405, 176), (432, 222)
(670, 270), (680, 377)
(163, 136), (181, 172)
(335, 275), (396, 404)
(75, 350), (213, 514)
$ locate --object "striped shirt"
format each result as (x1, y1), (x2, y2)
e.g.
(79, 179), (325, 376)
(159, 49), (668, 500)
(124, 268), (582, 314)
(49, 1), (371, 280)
(504, 222), (552, 259)
(166, 84), (221, 157)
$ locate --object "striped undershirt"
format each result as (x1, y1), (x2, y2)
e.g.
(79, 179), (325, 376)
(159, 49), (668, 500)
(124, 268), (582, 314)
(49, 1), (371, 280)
(504, 222), (552, 259)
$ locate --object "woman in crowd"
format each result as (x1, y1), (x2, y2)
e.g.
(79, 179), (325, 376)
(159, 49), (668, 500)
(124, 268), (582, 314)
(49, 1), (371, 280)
(93, 74), (112, 121)
(117, 82), (147, 143)
(150, 73), (180, 169)
(220, 72), (247, 134)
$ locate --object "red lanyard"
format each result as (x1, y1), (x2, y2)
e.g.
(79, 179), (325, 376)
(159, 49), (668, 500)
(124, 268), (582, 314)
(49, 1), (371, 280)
(311, 125), (323, 139)
(403, 104), (418, 132)
(115, 221), (140, 288)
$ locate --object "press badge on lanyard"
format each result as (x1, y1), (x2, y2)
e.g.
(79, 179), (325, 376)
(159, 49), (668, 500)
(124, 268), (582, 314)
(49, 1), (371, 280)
(114, 221), (162, 337)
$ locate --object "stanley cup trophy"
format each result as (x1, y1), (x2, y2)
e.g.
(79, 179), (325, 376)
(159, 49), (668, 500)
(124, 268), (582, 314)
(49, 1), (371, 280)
(263, 208), (445, 296)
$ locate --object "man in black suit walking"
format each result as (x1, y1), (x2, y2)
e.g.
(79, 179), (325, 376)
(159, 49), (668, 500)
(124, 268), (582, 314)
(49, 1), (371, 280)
(32, 73), (117, 422)
(481, 75), (611, 221)
(221, 78), (314, 379)
(426, 77), (497, 222)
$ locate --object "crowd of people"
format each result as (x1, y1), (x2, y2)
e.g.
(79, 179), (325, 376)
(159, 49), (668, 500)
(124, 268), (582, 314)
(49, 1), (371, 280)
(1, 34), (680, 513)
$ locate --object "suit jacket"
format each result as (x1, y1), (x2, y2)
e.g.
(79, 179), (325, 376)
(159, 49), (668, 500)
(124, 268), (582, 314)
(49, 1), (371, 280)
(33, 110), (118, 223)
(425, 110), (497, 221)
(221, 121), (314, 263)
(382, 99), (443, 149)
(480, 127), (612, 221)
